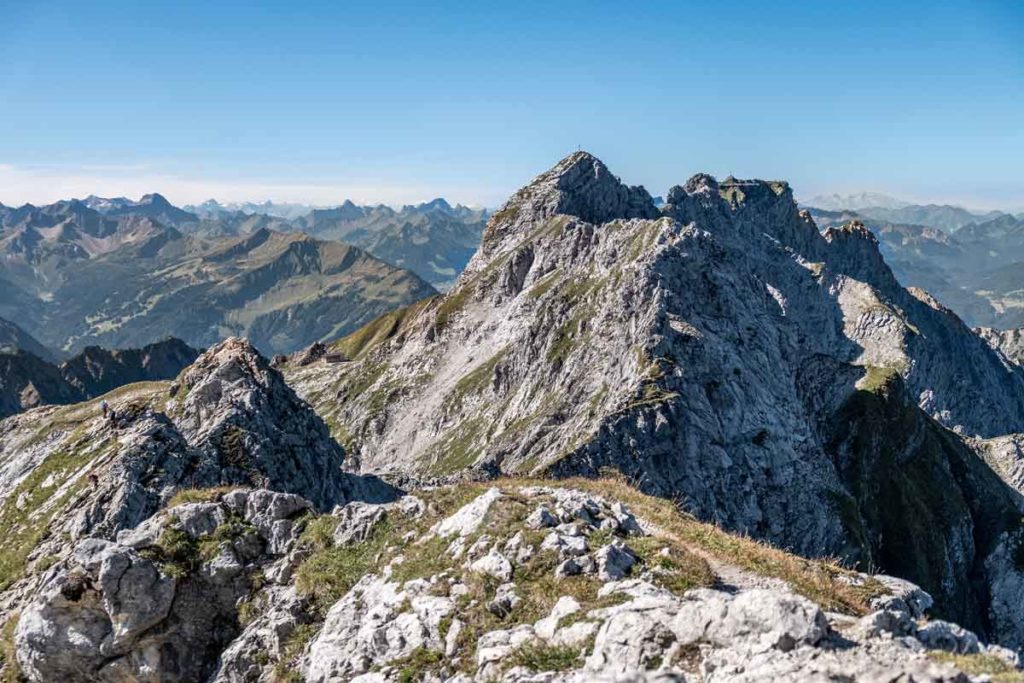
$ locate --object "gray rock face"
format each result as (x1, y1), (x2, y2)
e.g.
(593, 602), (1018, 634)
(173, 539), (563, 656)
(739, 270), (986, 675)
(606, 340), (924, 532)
(0, 336), (395, 664)
(481, 152), (659, 256)
(332, 501), (388, 546)
(288, 152), (1024, 646)
(171, 337), (380, 510)
(15, 489), (307, 682)
(976, 327), (1024, 367)
(7, 479), (1019, 682)
(304, 577), (455, 682)
(595, 541), (638, 581)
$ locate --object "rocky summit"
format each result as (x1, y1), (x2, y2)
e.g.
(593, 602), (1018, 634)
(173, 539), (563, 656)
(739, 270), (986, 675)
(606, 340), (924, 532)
(3, 153), (1024, 682)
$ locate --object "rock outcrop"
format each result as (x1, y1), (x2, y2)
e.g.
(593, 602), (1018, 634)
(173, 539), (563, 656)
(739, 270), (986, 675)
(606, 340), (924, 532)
(16, 489), (309, 682)
(15, 481), (1019, 682)
(978, 326), (1024, 366)
(0, 337), (394, 646)
(287, 152), (1024, 647)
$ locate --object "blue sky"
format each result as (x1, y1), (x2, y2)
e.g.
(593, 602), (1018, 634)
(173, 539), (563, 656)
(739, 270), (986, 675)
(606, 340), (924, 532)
(0, 0), (1022, 209)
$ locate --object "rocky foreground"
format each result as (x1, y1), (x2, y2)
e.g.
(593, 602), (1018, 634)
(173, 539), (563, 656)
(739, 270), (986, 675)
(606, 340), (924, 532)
(9, 478), (1024, 682)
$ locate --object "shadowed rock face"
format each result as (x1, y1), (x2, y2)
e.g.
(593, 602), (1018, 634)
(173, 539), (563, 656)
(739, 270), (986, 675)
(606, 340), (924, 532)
(288, 152), (1024, 646)
(0, 350), (82, 418)
(0, 338), (201, 420)
(60, 338), (200, 397)
(168, 338), (392, 510)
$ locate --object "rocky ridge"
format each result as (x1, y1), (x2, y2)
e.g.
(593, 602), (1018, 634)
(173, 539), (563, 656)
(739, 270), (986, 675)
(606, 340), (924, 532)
(809, 206), (1024, 331)
(286, 152), (1024, 647)
(0, 337), (393, 668)
(9, 479), (1023, 682)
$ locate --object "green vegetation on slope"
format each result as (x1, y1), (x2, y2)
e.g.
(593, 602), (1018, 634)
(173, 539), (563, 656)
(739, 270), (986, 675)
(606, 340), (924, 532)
(0, 426), (117, 590)
(330, 295), (440, 360)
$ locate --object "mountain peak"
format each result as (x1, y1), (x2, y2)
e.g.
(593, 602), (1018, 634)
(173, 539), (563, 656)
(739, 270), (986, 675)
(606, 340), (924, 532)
(482, 151), (658, 253)
(417, 197), (453, 213)
(139, 192), (172, 207)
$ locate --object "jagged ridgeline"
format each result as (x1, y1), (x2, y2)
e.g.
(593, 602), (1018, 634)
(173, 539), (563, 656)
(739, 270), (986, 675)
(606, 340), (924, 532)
(0, 339), (393, 607)
(289, 152), (1024, 646)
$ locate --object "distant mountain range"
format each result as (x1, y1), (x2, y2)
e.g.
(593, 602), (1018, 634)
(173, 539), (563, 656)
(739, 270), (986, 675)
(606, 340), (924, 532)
(84, 193), (199, 227)
(91, 194), (487, 289)
(808, 206), (1024, 329)
(0, 199), (436, 355)
(290, 198), (486, 289)
(803, 193), (1017, 233)
(0, 330), (198, 418)
(185, 199), (319, 220)
(806, 192), (909, 211)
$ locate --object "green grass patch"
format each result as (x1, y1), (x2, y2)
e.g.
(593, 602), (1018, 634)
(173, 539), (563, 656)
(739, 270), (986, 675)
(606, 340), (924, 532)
(0, 614), (20, 683)
(503, 476), (886, 615)
(436, 282), (474, 329)
(389, 535), (453, 584)
(491, 204), (520, 225)
(507, 641), (586, 672)
(139, 514), (255, 579)
(444, 349), (507, 416)
(629, 537), (716, 594)
(857, 365), (900, 394)
(273, 622), (321, 682)
(427, 417), (490, 475)
(330, 296), (439, 360)
(390, 646), (445, 683)
(295, 514), (398, 614)
(526, 269), (562, 300)
(929, 652), (1024, 682)
(343, 360), (388, 398)
(166, 485), (239, 508)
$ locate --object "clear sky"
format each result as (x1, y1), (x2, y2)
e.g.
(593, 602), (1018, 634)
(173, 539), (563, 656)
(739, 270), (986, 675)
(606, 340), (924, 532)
(1, 0), (1022, 209)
